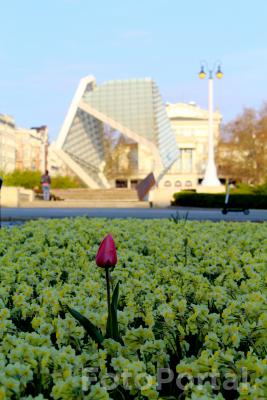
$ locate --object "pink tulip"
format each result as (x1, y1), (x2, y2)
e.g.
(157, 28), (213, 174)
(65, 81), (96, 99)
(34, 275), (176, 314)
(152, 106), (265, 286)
(96, 234), (117, 268)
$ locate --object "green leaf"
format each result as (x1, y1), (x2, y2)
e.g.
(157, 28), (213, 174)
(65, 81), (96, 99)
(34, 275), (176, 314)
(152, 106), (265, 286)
(59, 301), (104, 345)
(106, 281), (121, 342)
(111, 281), (120, 341)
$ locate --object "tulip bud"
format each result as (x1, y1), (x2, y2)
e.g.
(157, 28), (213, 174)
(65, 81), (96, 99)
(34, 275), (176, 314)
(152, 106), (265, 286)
(96, 234), (117, 268)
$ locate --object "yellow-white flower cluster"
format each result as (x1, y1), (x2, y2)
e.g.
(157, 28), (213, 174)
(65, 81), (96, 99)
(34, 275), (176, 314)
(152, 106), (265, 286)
(0, 218), (266, 399)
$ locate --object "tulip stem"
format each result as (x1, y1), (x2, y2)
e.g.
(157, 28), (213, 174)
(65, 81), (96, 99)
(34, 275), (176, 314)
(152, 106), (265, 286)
(105, 268), (112, 334)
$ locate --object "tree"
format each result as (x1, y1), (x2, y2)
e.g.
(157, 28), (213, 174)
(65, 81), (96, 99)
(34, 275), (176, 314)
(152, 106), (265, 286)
(103, 131), (138, 181)
(217, 103), (267, 184)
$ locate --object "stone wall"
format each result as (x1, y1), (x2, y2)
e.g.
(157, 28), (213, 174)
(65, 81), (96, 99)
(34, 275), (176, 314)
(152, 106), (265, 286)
(1, 187), (34, 207)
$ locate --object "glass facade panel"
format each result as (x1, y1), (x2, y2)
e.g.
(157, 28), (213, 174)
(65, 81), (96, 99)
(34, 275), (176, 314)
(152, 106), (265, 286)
(59, 76), (179, 187)
(81, 78), (178, 170)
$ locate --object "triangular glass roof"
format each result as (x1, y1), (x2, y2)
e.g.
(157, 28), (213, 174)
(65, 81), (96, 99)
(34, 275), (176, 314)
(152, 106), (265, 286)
(83, 78), (155, 141)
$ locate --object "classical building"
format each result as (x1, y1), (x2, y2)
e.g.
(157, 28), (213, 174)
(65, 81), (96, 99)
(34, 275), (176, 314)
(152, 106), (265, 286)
(0, 114), (48, 174)
(164, 102), (222, 190)
(52, 76), (178, 189)
(16, 125), (48, 172)
(0, 114), (16, 172)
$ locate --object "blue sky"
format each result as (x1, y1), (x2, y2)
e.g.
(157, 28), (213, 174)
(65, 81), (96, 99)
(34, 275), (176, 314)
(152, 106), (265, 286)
(1, 0), (267, 140)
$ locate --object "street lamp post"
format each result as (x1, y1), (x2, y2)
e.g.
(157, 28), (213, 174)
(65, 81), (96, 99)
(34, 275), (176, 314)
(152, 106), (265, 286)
(199, 61), (223, 186)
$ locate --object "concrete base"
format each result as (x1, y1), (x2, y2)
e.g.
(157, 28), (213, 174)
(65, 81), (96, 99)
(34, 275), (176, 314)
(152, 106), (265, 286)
(149, 187), (174, 207)
(196, 185), (225, 194)
(1, 187), (34, 207)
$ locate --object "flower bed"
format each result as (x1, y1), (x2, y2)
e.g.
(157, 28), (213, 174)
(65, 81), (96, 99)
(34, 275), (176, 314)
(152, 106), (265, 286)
(0, 218), (266, 399)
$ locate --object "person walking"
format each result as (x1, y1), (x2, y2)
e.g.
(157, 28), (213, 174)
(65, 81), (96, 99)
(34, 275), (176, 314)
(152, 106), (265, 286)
(41, 170), (51, 201)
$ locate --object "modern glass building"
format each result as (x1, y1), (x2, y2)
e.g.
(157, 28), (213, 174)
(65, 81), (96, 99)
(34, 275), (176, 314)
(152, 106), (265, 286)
(55, 76), (179, 188)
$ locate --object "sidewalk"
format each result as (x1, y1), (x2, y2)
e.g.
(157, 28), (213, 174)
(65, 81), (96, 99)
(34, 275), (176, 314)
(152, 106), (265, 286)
(1, 207), (267, 222)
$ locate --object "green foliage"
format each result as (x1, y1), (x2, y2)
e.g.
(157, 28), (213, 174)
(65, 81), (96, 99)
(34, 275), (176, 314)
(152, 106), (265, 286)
(60, 301), (105, 345)
(172, 191), (267, 209)
(63, 281), (121, 345)
(253, 178), (267, 194)
(108, 281), (120, 342)
(233, 182), (255, 194)
(233, 181), (267, 195)
(1, 169), (85, 189)
(51, 175), (85, 189)
(3, 169), (41, 189)
(169, 210), (189, 225)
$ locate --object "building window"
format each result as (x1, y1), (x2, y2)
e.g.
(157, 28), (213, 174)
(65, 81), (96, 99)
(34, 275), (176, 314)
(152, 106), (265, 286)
(115, 179), (127, 188)
(185, 180), (192, 187)
(183, 149), (193, 173)
(176, 148), (193, 173)
(175, 180), (182, 187)
(130, 179), (139, 189)
(164, 180), (172, 187)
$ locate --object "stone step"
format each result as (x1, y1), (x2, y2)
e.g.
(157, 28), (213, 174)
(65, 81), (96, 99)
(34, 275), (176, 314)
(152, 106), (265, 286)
(20, 200), (149, 208)
(51, 188), (139, 201)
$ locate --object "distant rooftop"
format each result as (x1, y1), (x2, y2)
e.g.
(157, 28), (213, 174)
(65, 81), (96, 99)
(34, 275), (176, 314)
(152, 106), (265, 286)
(166, 102), (222, 120)
(0, 114), (16, 128)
